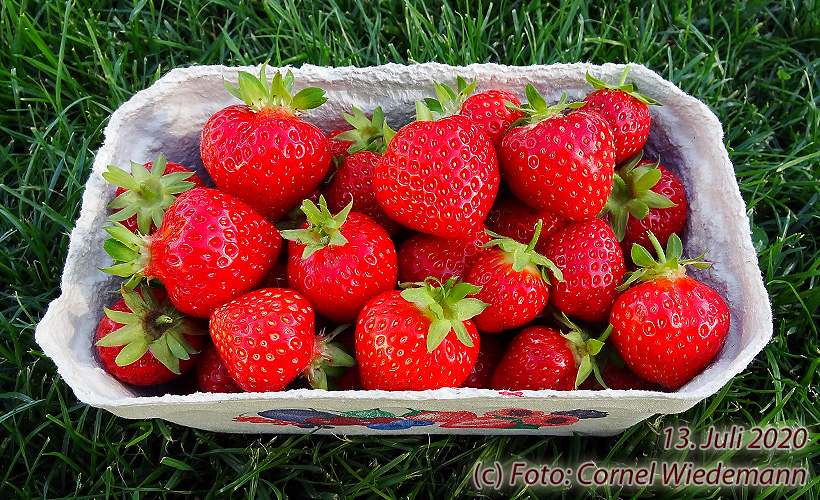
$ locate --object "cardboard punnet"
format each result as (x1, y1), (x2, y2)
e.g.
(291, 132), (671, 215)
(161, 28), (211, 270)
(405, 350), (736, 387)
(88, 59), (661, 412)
(35, 62), (772, 435)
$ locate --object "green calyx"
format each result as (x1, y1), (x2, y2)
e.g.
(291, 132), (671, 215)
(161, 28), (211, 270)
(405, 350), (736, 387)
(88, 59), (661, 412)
(400, 277), (489, 352)
(618, 232), (711, 290)
(553, 310), (610, 389)
(585, 66), (662, 106)
(101, 221), (151, 289)
(304, 325), (357, 391)
(600, 152), (677, 241)
(415, 76), (477, 122)
(510, 87), (586, 126)
(96, 284), (204, 374)
(225, 64), (327, 114)
(332, 106), (396, 155)
(103, 153), (196, 235)
(483, 220), (564, 284)
(280, 195), (352, 259)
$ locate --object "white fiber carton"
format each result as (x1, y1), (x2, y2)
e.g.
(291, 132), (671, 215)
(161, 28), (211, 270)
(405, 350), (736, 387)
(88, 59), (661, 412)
(35, 62), (772, 435)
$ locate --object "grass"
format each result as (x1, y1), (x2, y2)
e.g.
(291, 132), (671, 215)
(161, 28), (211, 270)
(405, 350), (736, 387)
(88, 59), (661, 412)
(1, 0), (818, 498)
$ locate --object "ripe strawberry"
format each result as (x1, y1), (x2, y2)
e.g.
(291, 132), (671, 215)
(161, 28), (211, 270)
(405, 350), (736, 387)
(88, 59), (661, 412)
(95, 285), (205, 386)
(485, 197), (565, 247)
(374, 78), (499, 238)
(196, 342), (242, 393)
(579, 361), (661, 391)
(602, 153), (687, 253)
(104, 153), (205, 235)
(499, 88), (616, 221)
(200, 66), (331, 222)
(355, 278), (487, 390)
(467, 221), (563, 333)
(458, 88), (525, 147)
(327, 128), (354, 162)
(582, 67), (661, 164)
(461, 333), (506, 389)
(609, 233), (731, 389)
(209, 288), (354, 392)
(102, 187), (281, 318)
(539, 217), (626, 323)
(397, 223), (491, 284)
(281, 196), (398, 324)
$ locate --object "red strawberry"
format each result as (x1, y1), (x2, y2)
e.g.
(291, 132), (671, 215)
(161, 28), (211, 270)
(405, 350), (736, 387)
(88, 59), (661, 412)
(602, 153), (687, 253)
(209, 288), (354, 392)
(104, 153), (205, 235)
(461, 333), (506, 389)
(582, 67), (661, 164)
(485, 197), (565, 247)
(355, 278), (486, 390)
(490, 324), (603, 391)
(609, 233), (731, 389)
(196, 342), (242, 393)
(579, 361), (661, 391)
(374, 79), (499, 238)
(458, 89), (525, 147)
(95, 285), (205, 386)
(539, 217), (626, 323)
(282, 197), (398, 324)
(102, 187), (281, 318)
(467, 221), (563, 333)
(397, 223), (491, 284)
(200, 66), (331, 222)
(328, 129), (354, 162)
(499, 88), (616, 221)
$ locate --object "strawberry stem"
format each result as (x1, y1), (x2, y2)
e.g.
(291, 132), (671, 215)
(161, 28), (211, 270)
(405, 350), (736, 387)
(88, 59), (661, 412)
(618, 232), (711, 290)
(280, 196), (352, 259)
(224, 64), (327, 114)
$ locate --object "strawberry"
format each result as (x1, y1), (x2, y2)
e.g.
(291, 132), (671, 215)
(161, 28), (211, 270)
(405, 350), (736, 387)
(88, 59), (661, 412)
(196, 342), (242, 393)
(397, 223), (491, 284)
(601, 153), (687, 252)
(609, 233), (731, 389)
(200, 66), (331, 222)
(281, 196), (398, 324)
(327, 128), (354, 162)
(582, 67), (661, 164)
(102, 187), (281, 318)
(485, 197), (565, 247)
(538, 217), (626, 323)
(104, 153), (205, 235)
(458, 88), (525, 147)
(467, 221), (563, 333)
(355, 278), (487, 390)
(499, 88), (616, 221)
(95, 284), (205, 386)
(374, 78), (499, 238)
(461, 333), (506, 389)
(209, 288), (354, 392)
(579, 360), (661, 391)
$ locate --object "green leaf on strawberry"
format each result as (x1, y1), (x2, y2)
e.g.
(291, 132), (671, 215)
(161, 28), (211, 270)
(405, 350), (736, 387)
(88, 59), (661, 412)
(332, 106), (396, 155)
(483, 219), (564, 284)
(280, 196), (353, 259)
(511, 88), (586, 126)
(585, 66), (662, 106)
(415, 76), (477, 122)
(619, 232), (710, 290)
(225, 64), (327, 114)
(304, 325), (357, 391)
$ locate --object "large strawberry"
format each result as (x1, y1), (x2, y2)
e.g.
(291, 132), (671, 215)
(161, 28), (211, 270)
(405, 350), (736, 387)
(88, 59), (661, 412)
(467, 221), (563, 333)
(355, 278), (487, 390)
(200, 66), (331, 222)
(209, 288), (354, 392)
(104, 153), (205, 235)
(281, 196), (398, 324)
(102, 187), (281, 318)
(397, 223), (491, 284)
(583, 67), (661, 164)
(609, 233), (730, 389)
(458, 88), (525, 147)
(96, 285), (205, 386)
(373, 78), (499, 238)
(499, 88), (615, 221)
(538, 217), (625, 323)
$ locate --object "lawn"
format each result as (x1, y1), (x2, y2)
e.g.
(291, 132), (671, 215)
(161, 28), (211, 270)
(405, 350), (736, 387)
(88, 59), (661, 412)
(1, 0), (818, 498)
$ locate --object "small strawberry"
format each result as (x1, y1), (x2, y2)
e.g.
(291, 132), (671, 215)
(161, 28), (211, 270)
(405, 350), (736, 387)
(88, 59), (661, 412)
(374, 78), (499, 238)
(95, 284), (205, 386)
(499, 88), (616, 221)
(104, 153), (205, 235)
(467, 221), (563, 333)
(538, 217), (626, 323)
(196, 342), (242, 393)
(485, 197), (565, 247)
(583, 66), (661, 164)
(355, 278), (487, 390)
(327, 128), (354, 162)
(209, 288), (354, 392)
(461, 333), (506, 389)
(579, 360), (661, 391)
(458, 88), (525, 147)
(102, 187), (281, 318)
(200, 65), (331, 222)
(397, 223), (491, 284)
(281, 196), (398, 324)
(609, 233), (731, 389)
